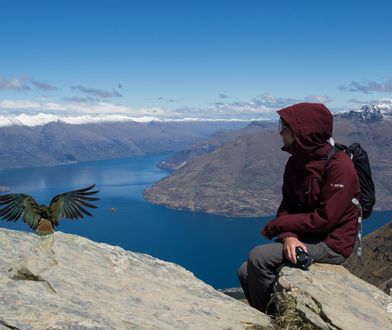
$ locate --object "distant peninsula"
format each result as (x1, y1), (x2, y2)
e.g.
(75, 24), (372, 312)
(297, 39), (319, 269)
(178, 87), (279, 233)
(145, 112), (392, 217)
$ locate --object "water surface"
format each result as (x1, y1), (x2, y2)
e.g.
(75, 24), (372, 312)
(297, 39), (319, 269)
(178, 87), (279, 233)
(0, 154), (390, 288)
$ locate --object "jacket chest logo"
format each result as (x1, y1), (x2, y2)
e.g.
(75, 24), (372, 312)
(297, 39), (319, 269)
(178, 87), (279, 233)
(330, 183), (345, 189)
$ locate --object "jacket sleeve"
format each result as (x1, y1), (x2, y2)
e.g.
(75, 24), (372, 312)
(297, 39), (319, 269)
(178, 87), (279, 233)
(276, 232), (298, 241)
(273, 158), (299, 241)
(266, 157), (359, 236)
(276, 159), (293, 216)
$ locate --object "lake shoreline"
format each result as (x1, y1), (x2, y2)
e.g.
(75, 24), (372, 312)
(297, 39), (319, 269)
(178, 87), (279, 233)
(0, 154), (391, 289)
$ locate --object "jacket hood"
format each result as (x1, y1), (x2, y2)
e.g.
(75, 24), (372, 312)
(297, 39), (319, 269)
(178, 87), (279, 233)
(278, 103), (332, 160)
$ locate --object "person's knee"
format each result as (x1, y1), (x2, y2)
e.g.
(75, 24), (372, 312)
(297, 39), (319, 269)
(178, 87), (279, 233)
(248, 245), (268, 267)
(248, 243), (284, 270)
(237, 261), (247, 279)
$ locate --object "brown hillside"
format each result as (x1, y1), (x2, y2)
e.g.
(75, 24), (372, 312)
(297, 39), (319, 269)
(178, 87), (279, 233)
(144, 119), (392, 217)
(343, 221), (392, 294)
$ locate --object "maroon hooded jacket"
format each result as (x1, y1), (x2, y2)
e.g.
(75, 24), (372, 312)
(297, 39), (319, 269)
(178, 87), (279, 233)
(263, 103), (360, 258)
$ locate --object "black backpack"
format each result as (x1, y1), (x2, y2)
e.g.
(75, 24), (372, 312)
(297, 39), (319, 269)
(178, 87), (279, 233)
(328, 142), (376, 219)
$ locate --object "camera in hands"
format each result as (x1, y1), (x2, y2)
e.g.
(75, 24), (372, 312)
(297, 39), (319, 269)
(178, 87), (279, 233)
(295, 246), (313, 270)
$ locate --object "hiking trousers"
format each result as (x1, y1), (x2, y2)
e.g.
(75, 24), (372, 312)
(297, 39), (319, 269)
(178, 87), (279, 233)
(237, 241), (345, 313)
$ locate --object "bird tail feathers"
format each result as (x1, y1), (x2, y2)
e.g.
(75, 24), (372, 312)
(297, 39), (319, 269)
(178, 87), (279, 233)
(35, 219), (54, 236)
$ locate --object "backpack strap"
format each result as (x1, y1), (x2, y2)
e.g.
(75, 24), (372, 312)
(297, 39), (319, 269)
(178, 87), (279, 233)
(324, 140), (338, 172)
(352, 198), (363, 257)
(327, 145), (337, 162)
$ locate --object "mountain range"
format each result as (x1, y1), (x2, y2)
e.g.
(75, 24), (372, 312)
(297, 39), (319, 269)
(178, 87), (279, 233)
(336, 103), (392, 122)
(158, 103), (392, 171)
(0, 120), (247, 170)
(157, 121), (276, 170)
(2, 104), (392, 217)
(144, 105), (392, 217)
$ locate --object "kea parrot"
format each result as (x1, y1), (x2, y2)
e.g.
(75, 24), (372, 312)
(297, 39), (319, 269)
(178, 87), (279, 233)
(0, 184), (99, 235)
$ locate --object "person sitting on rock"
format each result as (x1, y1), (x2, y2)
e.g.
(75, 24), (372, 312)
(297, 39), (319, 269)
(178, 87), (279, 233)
(237, 102), (361, 313)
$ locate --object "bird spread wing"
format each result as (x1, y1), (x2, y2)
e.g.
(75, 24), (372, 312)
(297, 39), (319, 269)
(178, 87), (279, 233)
(0, 194), (41, 230)
(49, 184), (99, 225)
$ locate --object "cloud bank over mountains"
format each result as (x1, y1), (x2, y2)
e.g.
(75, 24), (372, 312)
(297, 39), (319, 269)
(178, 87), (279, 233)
(0, 93), (326, 126)
(1, 74), (392, 126)
(0, 113), (163, 127)
(0, 94), (390, 127)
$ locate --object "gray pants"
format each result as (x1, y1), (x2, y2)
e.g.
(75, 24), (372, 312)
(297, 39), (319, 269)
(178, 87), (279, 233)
(237, 241), (345, 313)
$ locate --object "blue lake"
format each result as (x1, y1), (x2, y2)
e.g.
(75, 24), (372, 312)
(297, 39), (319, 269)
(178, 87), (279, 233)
(0, 154), (391, 289)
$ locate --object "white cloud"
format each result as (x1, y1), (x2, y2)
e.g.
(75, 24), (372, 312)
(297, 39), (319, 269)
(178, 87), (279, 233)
(71, 85), (122, 98)
(305, 95), (333, 103)
(62, 101), (131, 114)
(0, 99), (134, 114)
(0, 75), (61, 92)
(0, 99), (41, 109)
(0, 76), (30, 91)
(30, 79), (60, 91)
(0, 96), (282, 123)
(339, 78), (392, 94)
(348, 97), (392, 105)
(0, 98), (176, 126)
(379, 98), (392, 104)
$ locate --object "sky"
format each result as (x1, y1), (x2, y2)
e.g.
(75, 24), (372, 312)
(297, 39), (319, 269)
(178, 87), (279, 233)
(1, 0), (392, 123)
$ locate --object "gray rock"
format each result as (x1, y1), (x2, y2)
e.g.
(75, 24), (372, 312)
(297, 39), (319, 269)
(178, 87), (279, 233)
(272, 263), (392, 330)
(0, 228), (271, 329)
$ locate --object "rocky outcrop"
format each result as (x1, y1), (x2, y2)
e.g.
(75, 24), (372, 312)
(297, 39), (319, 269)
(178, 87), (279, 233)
(0, 228), (272, 329)
(343, 221), (392, 295)
(272, 264), (392, 330)
(2, 228), (391, 329)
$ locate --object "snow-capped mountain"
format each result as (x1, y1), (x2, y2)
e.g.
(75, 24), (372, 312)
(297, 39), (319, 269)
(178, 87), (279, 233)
(0, 113), (267, 128)
(336, 103), (392, 122)
(0, 113), (164, 128)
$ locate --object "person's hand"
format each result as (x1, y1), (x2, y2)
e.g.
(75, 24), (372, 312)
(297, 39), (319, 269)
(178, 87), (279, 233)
(283, 237), (308, 264)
